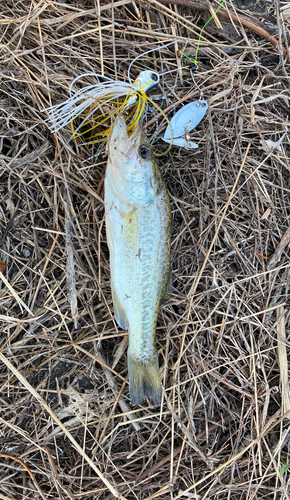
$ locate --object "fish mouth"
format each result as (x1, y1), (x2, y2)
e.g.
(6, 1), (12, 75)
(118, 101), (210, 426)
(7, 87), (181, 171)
(109, 114), (128, 152)
(109, 114), (142, 157)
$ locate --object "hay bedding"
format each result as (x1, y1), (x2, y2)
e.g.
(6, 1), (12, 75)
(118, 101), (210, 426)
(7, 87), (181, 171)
(0, 0), (290, 498)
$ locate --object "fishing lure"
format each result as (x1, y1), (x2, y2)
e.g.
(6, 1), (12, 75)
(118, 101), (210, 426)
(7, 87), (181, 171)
(44, 70), (171, 147)
(44, 68), (208, 154)
(162, 100), (208, 149)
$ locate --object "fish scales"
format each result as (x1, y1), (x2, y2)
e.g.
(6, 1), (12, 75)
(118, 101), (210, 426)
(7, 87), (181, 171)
(127, 202), (166, 357)
(105, 115), (171, 405)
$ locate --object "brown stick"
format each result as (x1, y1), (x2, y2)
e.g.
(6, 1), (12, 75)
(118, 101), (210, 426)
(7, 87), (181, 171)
(0, 453), (47, 500)
(268, 225), (290, 270)
(44, 446), (75, 500)
(156, 0), (288, 59)
(192, 354), (254, 400)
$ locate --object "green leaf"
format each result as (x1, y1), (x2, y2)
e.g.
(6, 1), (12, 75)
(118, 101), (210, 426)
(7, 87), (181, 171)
(279, 463), (290, 476)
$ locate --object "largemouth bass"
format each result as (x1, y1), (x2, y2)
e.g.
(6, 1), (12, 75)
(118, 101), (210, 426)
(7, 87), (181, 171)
(105, 115), (171, 405)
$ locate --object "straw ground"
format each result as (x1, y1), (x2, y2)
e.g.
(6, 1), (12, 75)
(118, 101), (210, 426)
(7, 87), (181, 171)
(0, 0), (290, 498)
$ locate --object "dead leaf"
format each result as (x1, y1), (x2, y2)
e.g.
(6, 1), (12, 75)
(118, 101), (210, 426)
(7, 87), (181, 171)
(261, 207), (271, 220)
(209, 88), (232, 105)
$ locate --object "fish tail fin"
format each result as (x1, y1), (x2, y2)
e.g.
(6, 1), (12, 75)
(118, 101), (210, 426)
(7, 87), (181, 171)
(128, 350), (162, 406)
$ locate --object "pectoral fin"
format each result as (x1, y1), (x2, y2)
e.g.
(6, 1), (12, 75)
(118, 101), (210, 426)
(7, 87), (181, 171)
(111, 285), (129, 330)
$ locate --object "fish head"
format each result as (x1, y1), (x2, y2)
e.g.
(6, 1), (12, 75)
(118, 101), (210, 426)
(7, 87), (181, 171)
(107, 115), (159, 206)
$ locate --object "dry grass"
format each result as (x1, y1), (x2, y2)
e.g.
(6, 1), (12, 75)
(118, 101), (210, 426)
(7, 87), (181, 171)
(0, 0), (290, 498)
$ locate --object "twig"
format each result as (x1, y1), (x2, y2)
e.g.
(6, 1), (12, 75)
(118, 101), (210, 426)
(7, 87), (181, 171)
(192, 354), (254, 400)
(64, 186), (78, 324)
(276, 306), (290, 416)
(0, 270), (33, 316)
(268, 225), (290, 270)
(44, 446), (75, 500)
(112, 336), (129, 369)
(0, 201), (20, 247)
(156, 0), (288, 58)
(0, 453), (47, 500)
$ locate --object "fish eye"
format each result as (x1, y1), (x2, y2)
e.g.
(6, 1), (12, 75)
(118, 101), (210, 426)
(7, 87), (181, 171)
(151, 73), (158, 82)
(139, 144), (152, 159)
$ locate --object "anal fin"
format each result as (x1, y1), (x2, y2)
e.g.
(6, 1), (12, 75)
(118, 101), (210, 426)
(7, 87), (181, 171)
(112, 285), (128, 330)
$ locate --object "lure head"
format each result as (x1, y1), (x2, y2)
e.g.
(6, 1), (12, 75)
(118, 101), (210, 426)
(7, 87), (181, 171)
(125, 70), (160, 108)
(107, 115), (159, 206)
(133, 70), (159, 92)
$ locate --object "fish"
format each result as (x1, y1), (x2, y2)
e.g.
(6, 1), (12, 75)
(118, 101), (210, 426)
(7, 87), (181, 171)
(105, 115), (171, 406)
